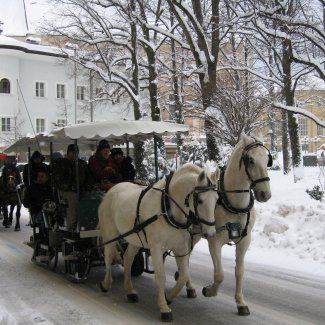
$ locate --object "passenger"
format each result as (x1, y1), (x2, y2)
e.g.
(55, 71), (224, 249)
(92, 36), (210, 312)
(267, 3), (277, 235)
(109, 148), (136, 182)
(88, 139), (116, 190)
(51, 144), (89, 231)
(23, 150), (49, 186)
(51, 144), (88, 193)
(22, 168), (53, 237)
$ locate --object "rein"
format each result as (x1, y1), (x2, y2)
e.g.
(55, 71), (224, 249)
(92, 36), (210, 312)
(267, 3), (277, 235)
(99, 172), (217, 249)
(162, 172), (217, 229)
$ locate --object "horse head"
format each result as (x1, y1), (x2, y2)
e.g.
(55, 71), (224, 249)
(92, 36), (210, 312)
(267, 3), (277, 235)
(5, 170), (19, 192)
(191, 167), (220, 237)
(236, 133), (272, 202)
(169, 165), (220, 238)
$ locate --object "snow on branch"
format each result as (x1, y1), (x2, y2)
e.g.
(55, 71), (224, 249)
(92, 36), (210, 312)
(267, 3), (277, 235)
(273, 102), (325, 127)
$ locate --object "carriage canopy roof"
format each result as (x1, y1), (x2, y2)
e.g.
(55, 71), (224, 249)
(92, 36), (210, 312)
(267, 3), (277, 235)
(4, 120), (189, 154)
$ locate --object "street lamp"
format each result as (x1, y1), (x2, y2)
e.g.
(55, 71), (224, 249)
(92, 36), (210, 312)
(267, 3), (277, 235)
(313, 136), (320, 154)
(190, 138), (199, 163)
(302, 136), (309, 154)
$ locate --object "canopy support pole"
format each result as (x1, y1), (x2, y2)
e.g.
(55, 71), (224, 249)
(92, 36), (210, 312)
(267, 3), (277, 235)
(154, 135), (159, 181)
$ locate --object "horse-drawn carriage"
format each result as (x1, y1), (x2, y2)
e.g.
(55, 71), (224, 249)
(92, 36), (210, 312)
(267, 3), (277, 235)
(4, 121), (272, 322)
(4, 120), (189, 281)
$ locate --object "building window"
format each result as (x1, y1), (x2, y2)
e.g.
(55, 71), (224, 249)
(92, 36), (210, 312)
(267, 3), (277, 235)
(299, 117), (308, 136)
(36, 118), (46, 133)
(56, 84), (66, 99)
(1, 117), (11, 132)
(0, 78), (10, 94)
(317, 125), (324, 136)
(57, 119), (66, 127)
(77, 86), (85, 100)
(77, 120), (85, 124)
(35, 82), (45, 97)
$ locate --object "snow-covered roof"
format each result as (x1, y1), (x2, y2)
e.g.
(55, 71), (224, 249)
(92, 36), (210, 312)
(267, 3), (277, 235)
(0, 34), (66, 58)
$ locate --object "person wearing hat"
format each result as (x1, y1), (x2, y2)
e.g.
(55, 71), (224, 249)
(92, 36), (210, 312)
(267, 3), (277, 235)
(23, 167), (54, 237)
(51, 144), (88, 193)
(88, 139), (117, 190)
(51, 144), (89, 230)
(23, 150), (49, 186)
(109, 148), (135, 182)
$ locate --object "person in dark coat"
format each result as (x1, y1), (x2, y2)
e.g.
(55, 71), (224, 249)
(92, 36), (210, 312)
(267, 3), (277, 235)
(23, 168), (53, 234)
(50, 144), (89, 230)
(23, 150), (49, 186)
(109, 148), (135, 182)
(51, 144), (89, 193)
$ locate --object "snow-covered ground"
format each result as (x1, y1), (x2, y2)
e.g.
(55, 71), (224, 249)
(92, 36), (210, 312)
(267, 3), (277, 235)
(196, 163), (325, 277)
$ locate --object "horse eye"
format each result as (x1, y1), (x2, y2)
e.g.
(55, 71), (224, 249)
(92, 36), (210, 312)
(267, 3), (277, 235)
(197, 198), (203, 204)
(248, 157), (255, 165)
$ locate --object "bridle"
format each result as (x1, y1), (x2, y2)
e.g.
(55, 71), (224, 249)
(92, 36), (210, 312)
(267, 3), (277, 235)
(219, 140), (272, 208)
(239, 141), (272, 189)
(162, 172), (217, 229)
(216, 140), (272, 243)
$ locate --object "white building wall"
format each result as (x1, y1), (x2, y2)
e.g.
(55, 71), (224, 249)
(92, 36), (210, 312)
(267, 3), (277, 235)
(0, 36), (133, 150)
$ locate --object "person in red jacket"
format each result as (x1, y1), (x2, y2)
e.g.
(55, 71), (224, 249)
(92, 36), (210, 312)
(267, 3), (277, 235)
(88, 139), (116, 190)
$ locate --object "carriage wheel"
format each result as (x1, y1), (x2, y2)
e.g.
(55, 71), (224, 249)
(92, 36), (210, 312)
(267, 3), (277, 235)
(131, 251), (145, 277)
(66, 249), (91, 282)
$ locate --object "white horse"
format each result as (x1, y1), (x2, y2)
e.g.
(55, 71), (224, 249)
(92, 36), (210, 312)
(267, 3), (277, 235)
(185, 133), (272, 315)
(98, 164), (220, 322)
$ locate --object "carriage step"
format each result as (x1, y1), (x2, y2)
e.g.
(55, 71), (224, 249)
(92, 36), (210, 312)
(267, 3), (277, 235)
(63, 255), (78, 261)
(36, 255), (50, 262)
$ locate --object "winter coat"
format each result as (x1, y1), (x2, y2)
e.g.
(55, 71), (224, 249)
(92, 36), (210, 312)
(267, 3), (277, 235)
(88, 153), (115, 184)
(23, 182), (53, 215)
(51, 157), (89, 192)
(23, 161), (49, 186)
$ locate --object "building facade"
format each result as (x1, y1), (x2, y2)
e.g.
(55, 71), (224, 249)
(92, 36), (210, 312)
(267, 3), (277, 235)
(0, 35), (131, 151)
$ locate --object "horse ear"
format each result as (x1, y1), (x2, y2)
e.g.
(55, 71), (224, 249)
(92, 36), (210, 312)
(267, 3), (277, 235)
(198, 170), (206, 183)
(240, 132), (249, 144)
(211, 167), (220, 184)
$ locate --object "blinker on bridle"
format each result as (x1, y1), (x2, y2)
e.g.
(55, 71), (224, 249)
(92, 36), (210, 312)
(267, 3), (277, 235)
(239, 141), (272, 188)
(184, 177), (218, 227)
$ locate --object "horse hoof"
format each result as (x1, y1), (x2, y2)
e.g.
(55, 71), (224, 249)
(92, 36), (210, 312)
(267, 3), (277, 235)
(202, 287), (208, 297)
(161, 312), (173, 322)
(237, 305), (250, 316)
(127, 293), (139, 303)
(15, 226), (20, 231)
(186, 288), (197, 298)
(99, 282), (108, 293)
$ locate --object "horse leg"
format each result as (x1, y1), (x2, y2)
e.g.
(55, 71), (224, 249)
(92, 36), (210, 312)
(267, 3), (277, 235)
(166, 255), (190, 303)
(123, 244), (140, 302)
(100, 243), (116, 292)
(14, 204), (21, 231)
(2, 205), (9, 228)
(183, 234), (202, 298)
(8, 204), (14, 226)
(150, 245), (173, 322)
(235, 235), (251, 316)
(202, 234), (223, 297)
